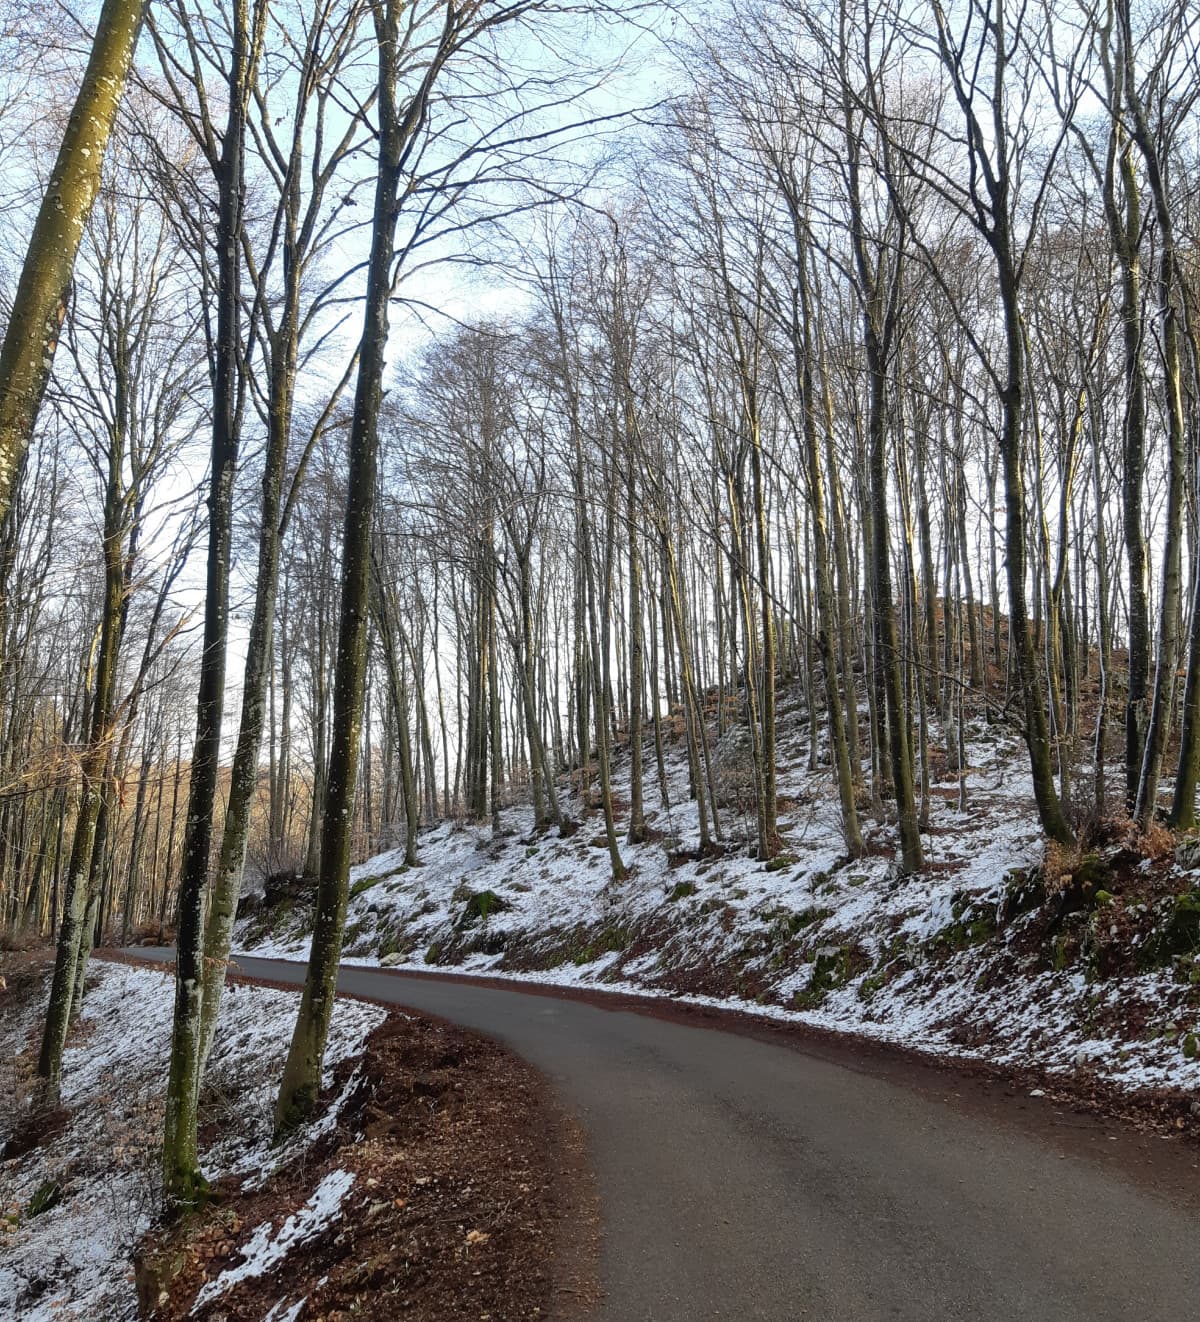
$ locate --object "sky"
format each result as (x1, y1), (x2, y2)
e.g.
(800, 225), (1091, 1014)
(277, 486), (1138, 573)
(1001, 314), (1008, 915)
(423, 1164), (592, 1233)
(10, 0), (681, 757)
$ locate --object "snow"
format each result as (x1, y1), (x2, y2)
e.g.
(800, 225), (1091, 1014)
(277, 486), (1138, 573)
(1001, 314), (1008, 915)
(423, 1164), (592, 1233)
(238, 715), (1200, 1103)
(262, 1297), (307, 1322)
(192, 1168), (354, 1311)
(0, 962), (383, 1322)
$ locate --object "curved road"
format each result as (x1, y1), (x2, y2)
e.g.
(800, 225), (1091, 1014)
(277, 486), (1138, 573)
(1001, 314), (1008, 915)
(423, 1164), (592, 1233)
(130, 951), (1199, 1320)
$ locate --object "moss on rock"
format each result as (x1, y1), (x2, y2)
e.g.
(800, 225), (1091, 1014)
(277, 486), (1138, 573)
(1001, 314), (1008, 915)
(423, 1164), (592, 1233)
(1142, 891), (1200, 967)
(456, 890), (509, 926)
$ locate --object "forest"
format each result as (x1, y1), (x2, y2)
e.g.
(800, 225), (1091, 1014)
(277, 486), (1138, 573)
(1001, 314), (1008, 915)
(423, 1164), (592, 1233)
(2, 0), (1200, 1220)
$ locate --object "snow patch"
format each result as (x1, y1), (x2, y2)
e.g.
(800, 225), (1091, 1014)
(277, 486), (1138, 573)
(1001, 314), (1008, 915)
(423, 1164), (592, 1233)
(192, 1169), (354, 1311)
(238, 717), (1200, 1104)
(0, 963), (383, 1322)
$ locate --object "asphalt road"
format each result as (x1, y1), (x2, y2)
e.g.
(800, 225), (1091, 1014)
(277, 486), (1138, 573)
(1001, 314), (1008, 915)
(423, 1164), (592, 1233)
(128, 951), (1200, 1321)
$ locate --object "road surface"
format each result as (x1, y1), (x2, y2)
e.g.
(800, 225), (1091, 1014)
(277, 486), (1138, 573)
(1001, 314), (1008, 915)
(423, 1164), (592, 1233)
(127, 950), (1200, 1320)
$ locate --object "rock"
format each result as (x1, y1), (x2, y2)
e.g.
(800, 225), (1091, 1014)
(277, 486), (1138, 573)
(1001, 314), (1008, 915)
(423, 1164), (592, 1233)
(134, 1243), (190, 1318)
(810, 945), (851, 992)
(1067, 853), (1113, 909)
(1144, 891), (1200, 966)
(998, 867), (1046, 923)
(234, 890), (262, 918)
(262, 870), (314, 908)
(456, 889), (509, 926)
(1175, 838), (1200, 871)
(380, 952), (406, 968)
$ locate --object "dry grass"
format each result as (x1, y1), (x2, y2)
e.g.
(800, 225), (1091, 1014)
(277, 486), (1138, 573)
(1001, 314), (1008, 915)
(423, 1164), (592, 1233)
(1137, 820), (1176, 861)
(1042, 839), (1083, 892)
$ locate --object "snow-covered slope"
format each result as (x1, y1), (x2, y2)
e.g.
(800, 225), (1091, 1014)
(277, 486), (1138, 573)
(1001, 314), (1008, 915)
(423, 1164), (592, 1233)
(239, 714), (1200, 1104)
(0, 962), (384, 1322)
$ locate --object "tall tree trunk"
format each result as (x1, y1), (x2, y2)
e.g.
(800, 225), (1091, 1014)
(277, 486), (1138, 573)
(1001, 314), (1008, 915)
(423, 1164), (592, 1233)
(626, 469), (646, 844)
(38, 391), (128, 1093)
(0, 0), (146, 532)
(792, 264), (863, 856)
(749, 419), (779, 857)
(1125, 24), (1187, 830)
(842, 97), (922, 871)
(162, 0), (257, 1206)
(195, 293), (295, 1076)
(997, 279), (1073, 845)
(276, 0), (452, 1130)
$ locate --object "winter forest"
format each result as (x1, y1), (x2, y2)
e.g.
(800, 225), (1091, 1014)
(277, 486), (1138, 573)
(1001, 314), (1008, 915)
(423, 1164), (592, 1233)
(4, 0), (1200, 1268)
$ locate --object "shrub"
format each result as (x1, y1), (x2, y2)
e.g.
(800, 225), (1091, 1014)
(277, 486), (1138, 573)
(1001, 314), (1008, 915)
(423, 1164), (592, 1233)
(27, 1179), (63, 1218)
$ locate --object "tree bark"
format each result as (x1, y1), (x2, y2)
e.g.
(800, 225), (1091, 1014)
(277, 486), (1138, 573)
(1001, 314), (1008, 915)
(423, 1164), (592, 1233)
(162, 0), (258, 1206)
(0, 0), (146, 532)
(276, 0), (455, 1131)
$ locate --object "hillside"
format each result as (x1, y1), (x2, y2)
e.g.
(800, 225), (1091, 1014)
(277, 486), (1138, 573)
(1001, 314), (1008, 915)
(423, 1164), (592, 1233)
(1, 956), (586, 1320)
(236, 702), (1200, 1129)
(1, 960), (383, 1319)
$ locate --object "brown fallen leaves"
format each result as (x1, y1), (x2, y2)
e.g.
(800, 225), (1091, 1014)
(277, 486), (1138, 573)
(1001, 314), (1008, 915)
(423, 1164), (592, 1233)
(144, 1009), (600, 1321)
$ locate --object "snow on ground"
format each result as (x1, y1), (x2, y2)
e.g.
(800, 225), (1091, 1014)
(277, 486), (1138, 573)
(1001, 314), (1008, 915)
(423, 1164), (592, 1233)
(240, 713), (1200, 1101)
(192, 1168), (354, 1311)
(0, 962), (384, 1322)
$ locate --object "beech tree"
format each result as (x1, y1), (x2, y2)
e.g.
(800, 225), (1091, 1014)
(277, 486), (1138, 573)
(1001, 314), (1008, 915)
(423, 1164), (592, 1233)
(278, 0), (520, 1129)
(11, 0), (1200, 1218)
(36, 133), (201, 1093)
(195, 0), (373, 1080)
(0, 0), (147, 534)
(162, 0), (266, 1207)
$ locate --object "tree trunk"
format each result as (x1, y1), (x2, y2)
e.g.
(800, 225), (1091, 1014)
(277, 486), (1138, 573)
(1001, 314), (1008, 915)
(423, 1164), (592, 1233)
(0, 0), (146, 532)
(162, 0), (256, 1207)
(196, 75), (315, 1069)
(275, 0), (450, 1131)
